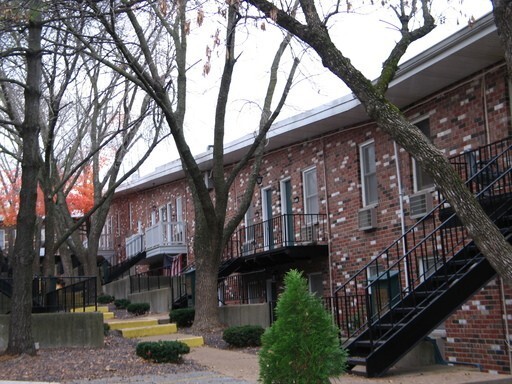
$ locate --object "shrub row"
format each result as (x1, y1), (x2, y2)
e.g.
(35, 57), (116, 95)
(222, 325), (264, 348)
(98, 294), (115, 304)
(127, 302), (150, 315)
(136, 341), (190, 363)
(170, 308), (195, 327)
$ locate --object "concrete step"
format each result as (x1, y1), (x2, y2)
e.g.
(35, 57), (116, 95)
(71, 305), (110, 313)
(121, 323), (178, 338)
(176, 336), (204, 347)
(103, 312), (115, 320)
(107, 318), (160, 330)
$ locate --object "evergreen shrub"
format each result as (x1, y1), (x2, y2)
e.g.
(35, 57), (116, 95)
(98, 294), (115, 304)
(259, 269), (347, 383)
(114, 298), (131, 309)
(170, 308), (195, 327)
(127, 302), (150, 315)
(136, 341), (190, 363)
(222, 325), (264, 347)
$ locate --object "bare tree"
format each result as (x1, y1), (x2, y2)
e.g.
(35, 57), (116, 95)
(0, 0), (44, 355)
(0, 0), (167, 353)
(74, 0), (300, 330)
(241, 0), (512, 285)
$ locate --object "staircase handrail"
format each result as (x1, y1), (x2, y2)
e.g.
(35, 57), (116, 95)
(333, 138), (512, 339)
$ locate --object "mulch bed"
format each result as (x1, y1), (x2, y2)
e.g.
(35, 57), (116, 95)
(0, 334), (204, 382)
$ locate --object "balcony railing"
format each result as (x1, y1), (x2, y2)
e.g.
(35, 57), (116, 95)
(98, 233), (113, 252)
(223, 213), (327, 261)
(126, 233), (144, 259)
(146, 221), (186, 250)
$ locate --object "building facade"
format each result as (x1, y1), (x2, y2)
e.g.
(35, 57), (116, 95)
(105, 14), (512, 376)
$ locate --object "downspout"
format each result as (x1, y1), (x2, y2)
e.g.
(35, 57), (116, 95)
(393, 141), (409, 290)
(321, 137), (334, 297)
(499, 277), (512, 374)
(483, 73), (490, 145)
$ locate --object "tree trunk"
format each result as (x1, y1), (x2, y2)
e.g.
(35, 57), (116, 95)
(7, 1), (42, 355)
(191, 211), (223, 332)
(492, 0), (512, 77)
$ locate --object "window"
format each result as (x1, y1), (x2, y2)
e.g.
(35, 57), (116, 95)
(360, 140), (378, 206)
(413, 119), (435, 191)
(419, 256), (440, 282)
(308, 273), (323, 297)
(303, 167), (319, 215)
(244, 204), (255, 244)
(0, 229), (4, 250)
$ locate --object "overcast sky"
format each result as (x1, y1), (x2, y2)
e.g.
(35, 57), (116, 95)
(129, 1), (494, 177)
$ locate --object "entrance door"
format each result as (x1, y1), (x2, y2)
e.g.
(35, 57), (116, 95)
(280, 179), (294, 246)
(262, 187), (274, 250)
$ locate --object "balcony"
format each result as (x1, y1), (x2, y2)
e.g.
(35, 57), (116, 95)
(221, 214), (328, 276)
(144, 221), (187, 258)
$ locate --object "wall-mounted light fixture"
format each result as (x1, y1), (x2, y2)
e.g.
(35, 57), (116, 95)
(293, 196), (300, 203)
(256, 174), (263, 185)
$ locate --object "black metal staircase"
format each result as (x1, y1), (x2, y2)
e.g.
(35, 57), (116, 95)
(103, 250), (146, 284)
(333, 137), (512, 377)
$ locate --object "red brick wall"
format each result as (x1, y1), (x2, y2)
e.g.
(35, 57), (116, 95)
(109, 62), (512, 373)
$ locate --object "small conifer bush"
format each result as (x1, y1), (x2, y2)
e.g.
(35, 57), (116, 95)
(222, 325), (264, 347)
(136, 341), (190, 363)
(127, 302), (150, 315)
(114, 298), (131, 309)
(170, 308), (195, 327)
(259, 269), (347, 383)
(103, 323), (110, 336)
(98, 294), (115, 304)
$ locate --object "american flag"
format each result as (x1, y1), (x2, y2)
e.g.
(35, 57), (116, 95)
(170, 254), (182, 277)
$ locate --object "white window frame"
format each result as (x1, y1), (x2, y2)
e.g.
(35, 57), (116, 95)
(359, 140), (378, 206)
(412, 118), (435, 192)
(303, 167), (319, 216)
(244, 204), (255, 243)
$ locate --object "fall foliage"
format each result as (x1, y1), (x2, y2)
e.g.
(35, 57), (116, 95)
(0, 165), (94, 226)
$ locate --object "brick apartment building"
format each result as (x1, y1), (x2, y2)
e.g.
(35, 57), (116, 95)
(104, 13), (512, 377)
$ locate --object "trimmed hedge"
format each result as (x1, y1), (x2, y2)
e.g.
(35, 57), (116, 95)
(114, 298), (131, 309)
(127, 302), (150, 315)
(170, 308), (195, 327)
(222, 325), (264, 348)
(136, 341), (190, 363)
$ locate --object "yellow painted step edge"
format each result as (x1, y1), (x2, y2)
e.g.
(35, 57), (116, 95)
(71, 305), (109, 313)
(177, 336), (204, 347)
(103, 312), (115, 320)
(121, 324), (178, 338)
(108, 319), (159, 330)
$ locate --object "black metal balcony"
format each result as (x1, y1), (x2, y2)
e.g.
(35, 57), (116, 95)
(221, 214), (328, 276)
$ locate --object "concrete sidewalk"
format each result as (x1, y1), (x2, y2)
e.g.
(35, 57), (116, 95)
(138, 332), (512, 384)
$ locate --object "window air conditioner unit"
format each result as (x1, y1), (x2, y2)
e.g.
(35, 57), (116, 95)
(409, 190), (433, 219)
(358, 206), (377, 231)
(203, 170), (214, 190)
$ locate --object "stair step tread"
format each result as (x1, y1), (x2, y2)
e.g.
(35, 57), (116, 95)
(375, 322), (406, 329)
(108, 318), (160, 330)
(354, 339), (386, 347)
(121, 323), (178, 338)
(347, 356), (367, 366)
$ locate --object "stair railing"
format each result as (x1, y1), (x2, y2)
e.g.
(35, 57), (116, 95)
(333, 138), (512, 343)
